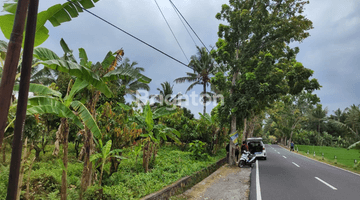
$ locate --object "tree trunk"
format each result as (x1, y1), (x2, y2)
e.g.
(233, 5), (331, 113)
(289, 124), (296, 147)
(203, 83), (206, 115)
(80, 91), (100, 198)
(229, 114), (237, 165)
(242, 118), (247, 141)
(61, 118), (69, 200)
(80, 128), (94, 199)
(52, 121), (63, 156)
(228, 49), (240, 165)
(99, 163), (104, 186)
(25, 157), (36, 200)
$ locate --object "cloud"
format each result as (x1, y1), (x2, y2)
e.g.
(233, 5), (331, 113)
(1, 0), (359, 117)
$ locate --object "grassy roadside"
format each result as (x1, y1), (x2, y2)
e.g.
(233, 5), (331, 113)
(0, 143), (226, 199)
(277, 144), (360, 175)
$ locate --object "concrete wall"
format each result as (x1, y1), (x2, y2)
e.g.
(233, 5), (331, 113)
(141, 157), (227, 200)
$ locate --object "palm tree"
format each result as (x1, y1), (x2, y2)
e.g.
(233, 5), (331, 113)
(117, 58), (150, 99)
(151, 81), (185, 107)
(345, 104), (360, 135)
(174, 46), (217, 115)
(308, 104), (328, 134)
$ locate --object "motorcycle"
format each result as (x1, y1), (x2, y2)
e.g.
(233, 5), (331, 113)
(238, 151), (256, 168)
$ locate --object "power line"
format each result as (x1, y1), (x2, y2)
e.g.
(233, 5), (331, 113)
(153, 0), (189, 63)
(169, 0), (210, 53)
(170, 1), (197, 47)
(66, 0), (190, 68)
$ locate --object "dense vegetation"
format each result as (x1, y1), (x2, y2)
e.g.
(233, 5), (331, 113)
(0, 0), (359, 199)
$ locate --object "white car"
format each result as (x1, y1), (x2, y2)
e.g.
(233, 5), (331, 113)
(247, 137), (267, 160)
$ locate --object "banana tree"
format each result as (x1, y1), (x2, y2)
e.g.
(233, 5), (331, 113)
(45, 39), (151, 194)
(0, 0), (102, 47)
(130, 103), (180, 172)
(23, 82), (102, 200)
(90, 139), (126, 186)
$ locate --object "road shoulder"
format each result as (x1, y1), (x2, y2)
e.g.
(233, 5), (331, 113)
(176, 164), (251, 200)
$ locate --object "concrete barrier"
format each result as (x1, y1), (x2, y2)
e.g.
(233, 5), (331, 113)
(140, 157), (227, 200)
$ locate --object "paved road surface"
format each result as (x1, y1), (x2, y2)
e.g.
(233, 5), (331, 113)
(250, 144), (360, 200)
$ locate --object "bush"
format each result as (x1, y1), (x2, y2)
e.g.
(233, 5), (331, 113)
(188, 140), (208, 160)
(83, 185), (112, 200)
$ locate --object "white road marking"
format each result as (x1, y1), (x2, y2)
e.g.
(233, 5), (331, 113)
(256, 160), (262, 200)
(277, 152), (280, 154)
(315, 177), (337, 190)
(292, 162), (300, 167)
(283, 156), (287, 159)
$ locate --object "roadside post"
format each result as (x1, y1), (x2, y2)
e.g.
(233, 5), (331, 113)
(307, 150), (309, 155)
(297, 147), (298, 153)
(313, 151), (315, 158)
(322, 153), (324, 160)
(334, 155), (337, 164)
(354, 159), (358, 168)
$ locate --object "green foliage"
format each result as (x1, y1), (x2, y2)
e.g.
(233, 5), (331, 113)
(212, 0), (320, 127)
(130, 103), (180, 144)
(159, 108), (199, 144)
(102, 145), (226, 199)
(188, 140), (208, 160)
(0, 164), (9, 200)
(82, 185), (112, 200)
(0, 0), (102, 47)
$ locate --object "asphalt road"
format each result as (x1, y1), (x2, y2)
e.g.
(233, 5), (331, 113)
(250, 144), (360, 200)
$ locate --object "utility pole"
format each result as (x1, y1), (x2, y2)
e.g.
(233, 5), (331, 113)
(0, 0), (39, 199)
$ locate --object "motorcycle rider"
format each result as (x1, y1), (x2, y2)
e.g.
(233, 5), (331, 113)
(240, 141), (249, 154)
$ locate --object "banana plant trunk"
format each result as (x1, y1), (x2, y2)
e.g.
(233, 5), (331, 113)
(61, 118), (69, 200)
(80, 91), (100, 198)
(52, 121), (64, 156)
(80, 127), (94, 199)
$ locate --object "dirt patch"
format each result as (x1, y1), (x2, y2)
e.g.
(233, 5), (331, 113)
(177, 164), (251, 200)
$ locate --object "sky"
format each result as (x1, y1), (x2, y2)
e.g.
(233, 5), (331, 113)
(0, 0), (359, 118)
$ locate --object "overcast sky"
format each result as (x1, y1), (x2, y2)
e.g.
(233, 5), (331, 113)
(0, 0), (359, 118)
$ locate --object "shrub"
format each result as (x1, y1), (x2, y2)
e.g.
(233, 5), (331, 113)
(188, 140), (208, 160)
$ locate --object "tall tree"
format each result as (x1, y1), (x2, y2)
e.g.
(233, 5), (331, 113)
(212, 0), (320, 164)
(308, 104), (328, 134)
(175, 46), (218, 115)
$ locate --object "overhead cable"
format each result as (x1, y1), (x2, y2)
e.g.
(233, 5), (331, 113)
(153, 0), (189, 63)
(170, 1), (197, 47)
(66, 0), (190, 68)
(169, 0), (210, 53)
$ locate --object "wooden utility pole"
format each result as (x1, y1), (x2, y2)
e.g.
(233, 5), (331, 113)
(3, 0), (39, 199)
